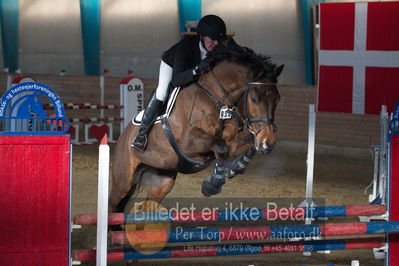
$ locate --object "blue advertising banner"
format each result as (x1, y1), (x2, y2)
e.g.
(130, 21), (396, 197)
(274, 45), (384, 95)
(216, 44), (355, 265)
(0, 82), (70, 135)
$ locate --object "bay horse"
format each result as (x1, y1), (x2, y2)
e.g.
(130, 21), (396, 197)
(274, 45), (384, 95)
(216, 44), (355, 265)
(110, 45), (283, 212)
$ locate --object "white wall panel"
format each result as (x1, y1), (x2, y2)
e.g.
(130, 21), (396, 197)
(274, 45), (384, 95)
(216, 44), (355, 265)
(14, 0), (313, 84)
(101, 0), (180, 78)
(19, 0), (83, 75)
(203, 0), (306, 84)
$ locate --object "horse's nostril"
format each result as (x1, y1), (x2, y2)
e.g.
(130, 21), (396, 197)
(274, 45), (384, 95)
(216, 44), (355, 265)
(258, 141), (275, 154)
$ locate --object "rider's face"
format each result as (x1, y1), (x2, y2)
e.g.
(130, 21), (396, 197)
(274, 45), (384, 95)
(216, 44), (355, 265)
(202, 36), (219, 51)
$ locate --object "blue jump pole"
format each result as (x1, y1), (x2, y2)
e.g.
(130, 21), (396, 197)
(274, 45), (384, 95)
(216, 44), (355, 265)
(74, 237), (385, 261)
(110, 221), (399, 245)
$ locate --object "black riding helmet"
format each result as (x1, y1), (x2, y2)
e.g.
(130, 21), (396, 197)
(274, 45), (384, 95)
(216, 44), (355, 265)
(197, 15), (226, 41)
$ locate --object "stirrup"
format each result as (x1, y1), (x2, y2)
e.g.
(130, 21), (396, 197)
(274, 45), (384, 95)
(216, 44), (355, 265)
(131, 133), (148, 151)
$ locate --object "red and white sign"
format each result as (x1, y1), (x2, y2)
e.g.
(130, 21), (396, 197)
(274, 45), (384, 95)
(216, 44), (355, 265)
(11, 75), (36, 87)
(317, 2), (399, 115)
(119, 76), (144, 131)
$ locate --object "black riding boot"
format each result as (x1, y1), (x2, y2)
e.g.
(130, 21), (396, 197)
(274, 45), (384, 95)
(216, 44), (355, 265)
(131, 94), (163, 151)
(201, 160), (226, 197)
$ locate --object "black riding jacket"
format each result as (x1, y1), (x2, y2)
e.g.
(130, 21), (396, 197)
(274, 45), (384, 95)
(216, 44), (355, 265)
(162, 35), (202, 88)
(162, 35), (239, 88)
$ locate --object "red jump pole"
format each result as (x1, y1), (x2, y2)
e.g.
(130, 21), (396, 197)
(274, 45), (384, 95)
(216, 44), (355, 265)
(73, 237), (385, 262)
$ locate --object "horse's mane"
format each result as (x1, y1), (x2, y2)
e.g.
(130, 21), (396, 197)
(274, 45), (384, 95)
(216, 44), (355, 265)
(207, 38), (276, 82)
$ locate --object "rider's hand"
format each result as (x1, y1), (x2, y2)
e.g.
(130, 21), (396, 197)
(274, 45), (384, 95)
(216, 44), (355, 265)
(193, 58), (209, 76)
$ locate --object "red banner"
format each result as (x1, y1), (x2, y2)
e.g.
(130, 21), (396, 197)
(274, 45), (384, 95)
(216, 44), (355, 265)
(317, 2), (399, 115)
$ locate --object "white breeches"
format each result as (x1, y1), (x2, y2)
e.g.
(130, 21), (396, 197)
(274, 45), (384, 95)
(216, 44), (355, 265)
(155, 60), (173, 101)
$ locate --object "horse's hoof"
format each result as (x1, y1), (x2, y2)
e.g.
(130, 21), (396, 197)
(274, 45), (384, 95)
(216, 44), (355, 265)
(201, 180), (222, 197)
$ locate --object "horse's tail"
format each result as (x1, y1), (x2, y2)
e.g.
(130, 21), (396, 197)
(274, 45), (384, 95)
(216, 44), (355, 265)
(114, 164), (147, 213)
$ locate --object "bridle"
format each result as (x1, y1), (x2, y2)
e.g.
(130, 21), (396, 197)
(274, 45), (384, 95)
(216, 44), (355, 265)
(241, 81), (278, 136)
(195, 70), (278, 137)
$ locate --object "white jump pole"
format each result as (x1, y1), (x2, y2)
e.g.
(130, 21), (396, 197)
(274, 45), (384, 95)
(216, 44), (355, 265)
(97, 135), (109, 266)
(306, 104), (316, 204)
(366, 105), (388, 205)
(379, 105), (388, 205)
(299, 104), (317, 257)
(300, 104), (316, 211)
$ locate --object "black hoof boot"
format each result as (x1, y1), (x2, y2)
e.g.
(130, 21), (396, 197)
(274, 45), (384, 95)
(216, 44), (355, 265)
(201, 177), (225, 197)
(230, 148), (256, 175)
(131, 133), (147, 151)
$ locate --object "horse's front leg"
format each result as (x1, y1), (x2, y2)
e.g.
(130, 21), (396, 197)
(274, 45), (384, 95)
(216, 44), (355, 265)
(201, 149), (256, 197)
(201, 159), (227, 197)
(202, 127), (255, 197)
(200, 139), (228, 197)
(222, 127), (256, 179)
(225, 147), (256, 179)
(211, 139), (229, 159)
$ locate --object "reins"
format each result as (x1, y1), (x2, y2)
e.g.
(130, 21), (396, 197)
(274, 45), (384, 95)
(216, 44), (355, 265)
(209, 70), (235, 107)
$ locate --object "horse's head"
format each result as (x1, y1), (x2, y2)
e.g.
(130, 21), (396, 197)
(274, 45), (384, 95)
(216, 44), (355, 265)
(205, 43), (284, 154)
(243, 64), (283, 154)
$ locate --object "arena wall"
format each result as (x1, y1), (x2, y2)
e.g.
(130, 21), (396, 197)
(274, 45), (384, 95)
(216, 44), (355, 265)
(0, 74), (380, 148)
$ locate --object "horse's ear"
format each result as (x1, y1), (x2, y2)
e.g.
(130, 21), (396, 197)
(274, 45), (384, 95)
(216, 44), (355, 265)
(273, 64), (284, 78)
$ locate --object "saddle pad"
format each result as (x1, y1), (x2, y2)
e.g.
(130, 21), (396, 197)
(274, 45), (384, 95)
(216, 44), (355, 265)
(132, 87), (180, 125)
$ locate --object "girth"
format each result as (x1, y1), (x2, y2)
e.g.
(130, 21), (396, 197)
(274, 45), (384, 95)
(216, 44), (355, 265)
(161, 117), (214, 174)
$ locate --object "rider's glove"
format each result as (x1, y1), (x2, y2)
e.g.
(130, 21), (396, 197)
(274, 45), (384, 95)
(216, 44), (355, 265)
(193, 58), (209, 77)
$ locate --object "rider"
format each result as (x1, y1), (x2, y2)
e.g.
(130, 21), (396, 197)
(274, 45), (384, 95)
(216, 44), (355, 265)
(131, 14), (227, 151)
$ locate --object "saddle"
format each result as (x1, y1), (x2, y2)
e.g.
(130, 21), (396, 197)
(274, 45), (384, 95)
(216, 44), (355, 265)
(132, 87), (180, 126)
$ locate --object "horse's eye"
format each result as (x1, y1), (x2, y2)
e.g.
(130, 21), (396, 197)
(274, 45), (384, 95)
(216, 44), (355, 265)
(251, 96), (258, 103)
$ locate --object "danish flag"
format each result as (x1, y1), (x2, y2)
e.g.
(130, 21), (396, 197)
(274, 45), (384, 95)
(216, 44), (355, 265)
(317, 2), (399, 115)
